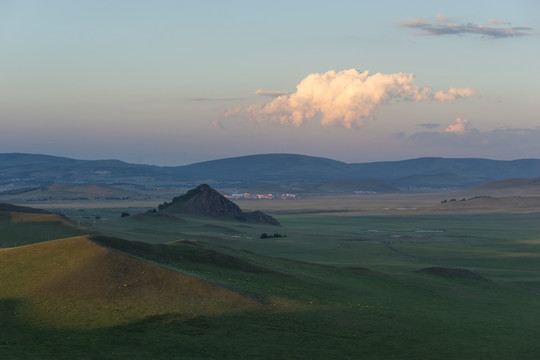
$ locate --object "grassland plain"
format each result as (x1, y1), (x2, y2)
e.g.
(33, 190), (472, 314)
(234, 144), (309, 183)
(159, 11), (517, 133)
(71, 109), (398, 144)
(3, 234), (540, 359)
(2, 194), (540, 359)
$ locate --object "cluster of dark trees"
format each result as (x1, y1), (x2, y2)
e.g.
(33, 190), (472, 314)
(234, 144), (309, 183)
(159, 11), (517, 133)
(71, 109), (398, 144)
(440, 198), (465, 204)
(260, 232), (286, 239)
(441, 195), (492, 204)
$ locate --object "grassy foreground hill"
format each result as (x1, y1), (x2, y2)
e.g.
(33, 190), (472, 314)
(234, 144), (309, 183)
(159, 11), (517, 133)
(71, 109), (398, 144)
(3, 199), (540, 359)
(3, 232), (540, 359)
(0, 236), (261, 329)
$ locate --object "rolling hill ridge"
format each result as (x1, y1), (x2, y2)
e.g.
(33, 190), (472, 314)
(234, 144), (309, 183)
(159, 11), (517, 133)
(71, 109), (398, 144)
(2, 152), (540, 191)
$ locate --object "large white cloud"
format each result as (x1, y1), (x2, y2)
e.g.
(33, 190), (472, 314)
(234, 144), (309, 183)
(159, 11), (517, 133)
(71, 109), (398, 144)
(229, 69), (474, 128)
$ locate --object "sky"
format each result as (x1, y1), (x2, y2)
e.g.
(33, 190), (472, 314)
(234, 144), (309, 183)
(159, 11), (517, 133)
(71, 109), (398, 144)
(1, 0), (539, 166)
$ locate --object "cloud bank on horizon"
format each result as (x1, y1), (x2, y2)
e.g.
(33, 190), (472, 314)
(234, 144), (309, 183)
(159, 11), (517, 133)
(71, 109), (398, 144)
(400, 14), (534, 38)
(228, 69), (474, 129)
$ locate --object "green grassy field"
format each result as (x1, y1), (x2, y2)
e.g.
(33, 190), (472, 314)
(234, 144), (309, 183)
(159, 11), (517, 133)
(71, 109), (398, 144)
(96, 210), (540, 287)
(2, 195), (540, 359)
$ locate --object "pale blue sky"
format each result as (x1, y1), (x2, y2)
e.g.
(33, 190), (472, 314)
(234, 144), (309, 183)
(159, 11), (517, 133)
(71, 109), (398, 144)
(1, 0), (538, 165)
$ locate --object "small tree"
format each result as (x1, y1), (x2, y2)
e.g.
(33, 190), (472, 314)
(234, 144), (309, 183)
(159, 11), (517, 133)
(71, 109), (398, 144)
(158, 201), (169, 211)
(260, 233), (268, 239)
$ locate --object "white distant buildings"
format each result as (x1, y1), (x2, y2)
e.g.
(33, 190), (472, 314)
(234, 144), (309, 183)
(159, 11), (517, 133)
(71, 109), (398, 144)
(224, 192), (296, 200)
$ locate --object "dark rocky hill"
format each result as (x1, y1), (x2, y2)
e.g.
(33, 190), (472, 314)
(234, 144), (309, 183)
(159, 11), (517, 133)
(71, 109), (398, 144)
(159, 184), (280, 226)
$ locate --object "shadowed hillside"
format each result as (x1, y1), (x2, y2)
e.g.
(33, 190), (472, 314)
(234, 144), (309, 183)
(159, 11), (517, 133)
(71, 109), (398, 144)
(91, 235), (272, 274)
(0, 203), (85, 247)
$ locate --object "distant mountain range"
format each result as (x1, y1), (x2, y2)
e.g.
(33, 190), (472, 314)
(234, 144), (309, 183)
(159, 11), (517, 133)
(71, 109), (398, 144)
(1, 153), (540, 192)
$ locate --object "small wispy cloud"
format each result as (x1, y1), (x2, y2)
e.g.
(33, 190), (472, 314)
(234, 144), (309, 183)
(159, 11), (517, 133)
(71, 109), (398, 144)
(188, 97), (216, 102)
(418, 123), (440, 129)
(489, 18), (511, 25)
(445, 117), (469, 134)
(211, 119), (224, 129)
(187, 97), (242, 102)
(435, 14), (449, 23)
(226, 69), (474, 129)
(254, 89), (289, 97)
(400, 15), (534, 38)
(434, 87), (475, 102)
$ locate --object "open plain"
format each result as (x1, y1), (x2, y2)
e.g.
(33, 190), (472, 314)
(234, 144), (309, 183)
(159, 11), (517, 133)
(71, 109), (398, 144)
(2, 187), (540, 359)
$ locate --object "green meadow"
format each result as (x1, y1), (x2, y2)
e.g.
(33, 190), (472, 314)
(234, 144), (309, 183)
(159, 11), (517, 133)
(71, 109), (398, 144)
(2, 196), (540, 359)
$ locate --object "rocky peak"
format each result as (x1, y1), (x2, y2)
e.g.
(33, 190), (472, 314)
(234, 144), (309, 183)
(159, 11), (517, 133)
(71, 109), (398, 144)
(158, 184), (280, 225)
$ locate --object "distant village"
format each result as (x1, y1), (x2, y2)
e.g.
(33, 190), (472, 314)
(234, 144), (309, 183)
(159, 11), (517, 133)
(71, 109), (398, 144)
(224, 192), (296, 200)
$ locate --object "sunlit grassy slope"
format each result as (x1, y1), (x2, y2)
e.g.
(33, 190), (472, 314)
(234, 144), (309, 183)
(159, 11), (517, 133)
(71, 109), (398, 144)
(0, 236), (262, 330)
